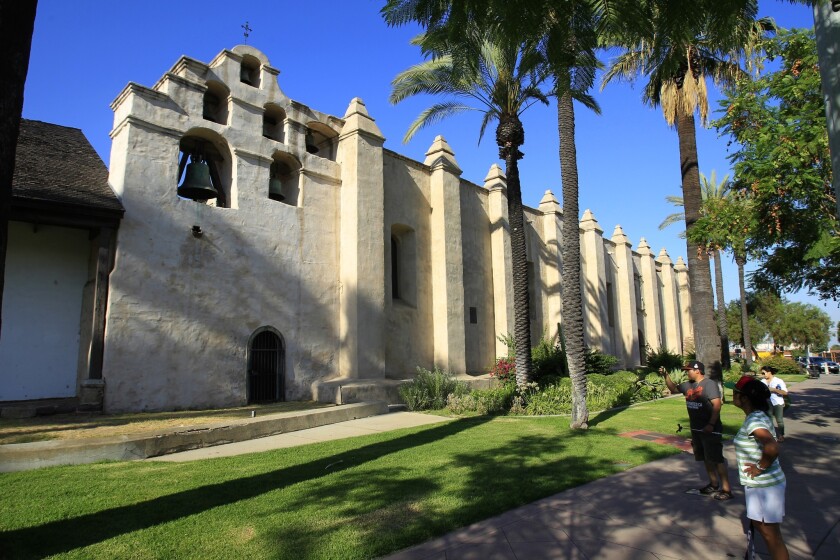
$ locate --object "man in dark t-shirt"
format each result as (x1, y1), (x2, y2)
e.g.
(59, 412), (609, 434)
(661, 361), (733, 501)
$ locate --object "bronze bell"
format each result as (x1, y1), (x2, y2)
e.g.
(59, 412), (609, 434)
(305, 130), (319, 154)
(268, 176), (285, 202)
(178, 158), (218, 201)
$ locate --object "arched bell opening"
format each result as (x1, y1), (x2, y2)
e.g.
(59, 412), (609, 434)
(269, 151), (301, 206)
(263, 103), (286, 142)
(202, 81), (229, 125)
(304, 121), (338, 161)
(247, 327), (286, 404)
(177, 131), (232, 207)
(240, 54), (261, 88)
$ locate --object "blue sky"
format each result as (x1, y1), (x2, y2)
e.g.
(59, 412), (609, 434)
(22, 1), (836, 345)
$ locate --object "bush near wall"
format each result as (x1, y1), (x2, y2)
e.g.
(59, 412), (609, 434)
(489, 333), (619, 386)
(446, 384), (516, 415)
(398, 367), (468, 411)
(521, 371), (668, 416)
(644, 346), (685, 373)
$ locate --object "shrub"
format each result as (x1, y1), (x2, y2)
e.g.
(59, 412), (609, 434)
(723, 367), (743, 385)
(398, 367), (466, 411)
(644, 346), (684, 373)
(758, 356), (802, 377)
(491, 331), (567, 386)
(445, 384), (516, 415)
(635, 372), (669, 402)
(584, 348), (619, 374)
(523, 379), (572, 415)
(521, 371), (656, 415)
(532, 335), (567, 383)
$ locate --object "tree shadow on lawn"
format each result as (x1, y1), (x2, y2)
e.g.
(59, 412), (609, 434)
(0, 417), (488, 559)
(2, 416), (676, 559)
(260, 424), (677, 559)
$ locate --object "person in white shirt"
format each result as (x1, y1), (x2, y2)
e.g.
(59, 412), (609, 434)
(761, 366), (788, 442)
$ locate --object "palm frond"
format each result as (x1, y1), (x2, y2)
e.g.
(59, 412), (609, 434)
(402, 102), (476, 143)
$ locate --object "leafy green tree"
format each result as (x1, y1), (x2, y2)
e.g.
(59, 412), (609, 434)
(749, 291), (831, 352)
(775, 301), (831, 350)
(714, 28), (839, 301)
(659, 171), (733, 368)
(603, 0), (774, 381)
(688, 181), (758, 366)
(725, 297), (767, 359)
(388, 26), (550, 388)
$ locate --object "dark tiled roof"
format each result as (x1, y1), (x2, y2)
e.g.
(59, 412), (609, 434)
(12, 119), (123, 214)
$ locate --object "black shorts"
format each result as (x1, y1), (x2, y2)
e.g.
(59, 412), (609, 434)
(691, 432), (724, 463)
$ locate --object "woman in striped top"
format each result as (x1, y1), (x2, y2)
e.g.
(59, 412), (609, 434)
(729, 375), (789, 560)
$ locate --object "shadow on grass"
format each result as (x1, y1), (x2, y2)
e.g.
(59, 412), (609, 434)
(1, 415), (679, 559)
(258, 425), (678, 559)
(0, 417), (487, 558)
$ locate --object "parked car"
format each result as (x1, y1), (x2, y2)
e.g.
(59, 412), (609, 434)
(801, 356), (839, 375)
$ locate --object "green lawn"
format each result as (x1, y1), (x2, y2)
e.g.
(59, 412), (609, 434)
(0, 396), (751, 559)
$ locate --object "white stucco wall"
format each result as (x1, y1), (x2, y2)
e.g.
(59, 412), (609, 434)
(460, 181), (496, 373)
(103, 47), (342, 412)
(383, 151), (434, 377)
(0, 222), (90, 400)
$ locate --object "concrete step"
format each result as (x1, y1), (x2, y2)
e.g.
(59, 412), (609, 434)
(0, 401), (388, 473)
(0, 398), (78, 419)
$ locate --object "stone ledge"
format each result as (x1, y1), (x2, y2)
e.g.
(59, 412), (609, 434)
(0, 401), (388, 473)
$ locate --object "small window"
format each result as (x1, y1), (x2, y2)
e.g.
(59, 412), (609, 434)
(391, 236), (400, 299)
(390, 224), (416, 305)
(527, 262), (536, 319)
(469, 307), (478, 324)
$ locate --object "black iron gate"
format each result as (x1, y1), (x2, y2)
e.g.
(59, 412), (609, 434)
(248, 330), (284, 403)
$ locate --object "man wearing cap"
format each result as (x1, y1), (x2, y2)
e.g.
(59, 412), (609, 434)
(660, 361), (732, 500)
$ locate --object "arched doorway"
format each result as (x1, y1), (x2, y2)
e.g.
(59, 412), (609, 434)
(247, 328), (285, 403)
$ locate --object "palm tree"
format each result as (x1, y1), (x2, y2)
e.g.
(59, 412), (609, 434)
(0, 0), (38, 340)
(659, 171), (732, 369)
(541, 1), (610, 429)
(382, 0), (613, 427)
(389, 28), (550, 387)
(602, 0), (774, 380)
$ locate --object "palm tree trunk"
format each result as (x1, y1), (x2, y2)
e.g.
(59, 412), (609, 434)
(497, 113), (533, 387)
(0, 0), (38, 340)
(735, 253), (752, 367)
(675, 107), (722, 380)
(713, 249), (730, 370)
(557, 87), (588, 429)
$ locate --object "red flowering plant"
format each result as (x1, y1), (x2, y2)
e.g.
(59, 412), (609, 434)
(489, 356), (516, 385)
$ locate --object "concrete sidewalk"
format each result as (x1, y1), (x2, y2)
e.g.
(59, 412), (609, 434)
(148, 409), (452, 462)
(383, 375), (840, 560)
